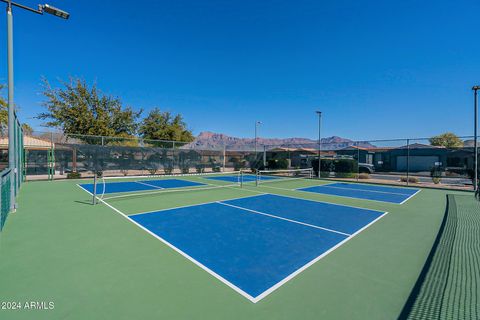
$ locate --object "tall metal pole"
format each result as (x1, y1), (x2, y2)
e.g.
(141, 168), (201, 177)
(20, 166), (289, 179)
(316, 111), (322, 178)
(473, 86), (479, 191)
(254, 121), (257, 155)
(254, 121), (261, 165)
(406, 139), (410, 186)
(2, 0), (69, 210)
(7, 1), (16, 210)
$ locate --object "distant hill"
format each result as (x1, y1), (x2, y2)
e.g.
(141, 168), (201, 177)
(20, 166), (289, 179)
(463, 139), (480, 147)
(183, 131), (375, 150)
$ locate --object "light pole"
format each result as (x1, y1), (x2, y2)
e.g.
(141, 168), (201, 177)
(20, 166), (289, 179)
(2, 0), (69, 210)
(473, 86), (479, 192)
(316, 111), (322, 178)
(254, 120), (262, 156)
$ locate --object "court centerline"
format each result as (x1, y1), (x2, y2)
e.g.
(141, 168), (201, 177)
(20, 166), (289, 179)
(216, 201), (351, 236)
(128, 193), (268, 217)
(135, 181), (164, 189)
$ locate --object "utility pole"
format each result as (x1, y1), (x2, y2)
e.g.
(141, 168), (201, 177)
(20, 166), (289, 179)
(2, 0), (69, 210)
(316, 111), (322, 178)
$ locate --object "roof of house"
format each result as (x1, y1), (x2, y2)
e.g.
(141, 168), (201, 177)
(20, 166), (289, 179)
(268, 147), (325, 154)
(0, 135), (53, 149)
(394, 143), (445, 150)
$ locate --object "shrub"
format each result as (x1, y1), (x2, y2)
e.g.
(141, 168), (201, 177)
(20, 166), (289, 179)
(163, 159), (174, 175)
(179, 162), (190, 174)
(250, 163), (265, 173)
(335, 159), (357, 173)
(267, 159), (288, 170)
(231, 158), (246, 171)
(212, 166), (222, 173)
(195, 164), (205, 173)
(357, 173), (370, 179)
(400, 176), (419, 183)
(67, 172), (81, 179)
(430, 167), (442, 184)
(148, 168), (158, 175)
(312, 158), (357, 177)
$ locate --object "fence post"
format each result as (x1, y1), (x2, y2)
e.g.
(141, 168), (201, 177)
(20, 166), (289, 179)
(406, 139), (410, 186)
(263, 145), (266, 167)
(49, 132), (54, 181)
(357, 142), (360, 181)
(223, 146), (226, 172)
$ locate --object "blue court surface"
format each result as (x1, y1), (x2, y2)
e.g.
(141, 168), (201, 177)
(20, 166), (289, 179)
(79, 179), (206, 194)
(129, 194), (386, 302)
(205, 174), (278, 183)
(298, 182), (420, 204)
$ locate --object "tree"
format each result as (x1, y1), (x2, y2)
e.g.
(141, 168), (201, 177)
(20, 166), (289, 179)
(0, 84), (7, 133)
(139, 108), (194, 142)
(22, 123), (33, 136)
(37, 77), (142, 139)
(429, 132), (464, 148)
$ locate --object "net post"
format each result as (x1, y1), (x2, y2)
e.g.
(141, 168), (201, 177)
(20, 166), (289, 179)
(256, 170), (259, 187)
(240, 170), (243, 188)
(92, 173), (97, 205)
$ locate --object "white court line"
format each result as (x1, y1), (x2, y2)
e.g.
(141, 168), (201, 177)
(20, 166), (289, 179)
(253, 211), (389, 302)
(294, 187), (408, 205)
(103, 184), (232, 201)
(216, 201), (351, 237)
(77, 183), (389, 303)
(135, 181), (164, 189)
(251, 185), (387, 213)
(318, 184), (418, 196)
(399, 189), (422, 204)
(128, 193), (268, 217)
(94, 196), (259, 303)
(101, 171), (242, 181)
(76, 183), (93, 195)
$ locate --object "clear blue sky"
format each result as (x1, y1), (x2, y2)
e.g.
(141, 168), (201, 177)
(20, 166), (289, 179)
(0, 0), (479, 140)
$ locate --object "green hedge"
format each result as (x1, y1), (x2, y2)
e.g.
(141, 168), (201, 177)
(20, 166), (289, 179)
(312, 158), (357, 176)
(267, 159), (289, 170)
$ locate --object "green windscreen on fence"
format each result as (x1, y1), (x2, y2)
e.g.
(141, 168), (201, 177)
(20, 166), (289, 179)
(22, 131), (477, 192)
(0, 168), (12, 230)
(0, 112), (24, 231)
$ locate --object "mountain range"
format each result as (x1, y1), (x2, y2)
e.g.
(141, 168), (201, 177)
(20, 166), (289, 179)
(183, 131), (375, 150)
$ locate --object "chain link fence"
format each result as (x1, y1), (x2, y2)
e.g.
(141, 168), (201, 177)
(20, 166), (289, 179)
(20, 131), (478, 191)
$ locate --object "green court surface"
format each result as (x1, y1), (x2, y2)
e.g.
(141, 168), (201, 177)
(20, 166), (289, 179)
(0, 175), (470, 319)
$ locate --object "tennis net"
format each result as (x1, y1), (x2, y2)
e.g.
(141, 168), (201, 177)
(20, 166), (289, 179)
(90, 171), (244, 203)
(256, 168), (314, 186)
